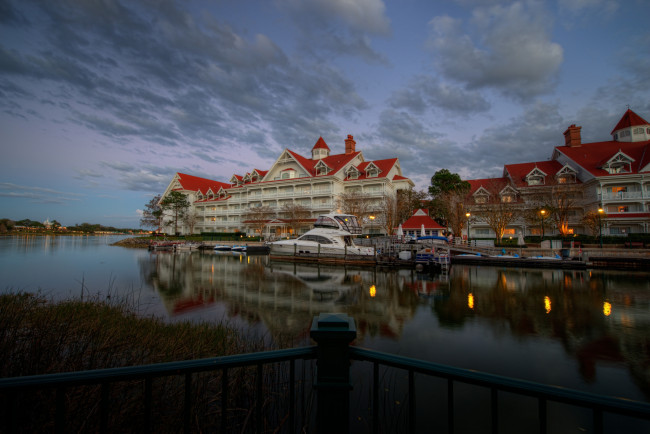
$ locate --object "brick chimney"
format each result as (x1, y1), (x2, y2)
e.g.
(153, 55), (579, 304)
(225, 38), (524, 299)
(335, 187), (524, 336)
(345, 134), (356, 154)
(563, 124), (582, 147)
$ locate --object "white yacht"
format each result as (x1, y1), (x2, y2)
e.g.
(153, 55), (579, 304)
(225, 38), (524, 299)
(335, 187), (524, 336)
(269, 213), (375, 257)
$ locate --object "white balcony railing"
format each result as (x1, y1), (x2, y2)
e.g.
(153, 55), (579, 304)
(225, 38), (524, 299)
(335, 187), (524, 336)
(601, 191), (644, 200)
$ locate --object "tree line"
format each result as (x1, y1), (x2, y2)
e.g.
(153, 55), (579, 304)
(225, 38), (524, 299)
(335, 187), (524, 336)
(0, 218), (139, 234)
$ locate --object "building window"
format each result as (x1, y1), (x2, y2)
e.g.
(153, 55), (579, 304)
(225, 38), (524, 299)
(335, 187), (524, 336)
(610, 227), (629, 235)
(475, 195), (488, 204)
(633, 127), (644, 135)
(617, 206), (628, 213)
(527, 176), (544, 186)
(501, 195), (515, 203)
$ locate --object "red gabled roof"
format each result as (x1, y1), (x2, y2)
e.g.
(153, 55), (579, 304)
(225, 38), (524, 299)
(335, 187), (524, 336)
(504, 161), (582, 188)
(286, 149), (360, 177)
(401, 209), (445, 230)
(557, 140), (650, 176)
(466, 178), (509, 195)
(176, 173), (231, 193)
(312, 137), (330, 150)
(610, 109), (649, 134)
(392, 174), (409, 181)
(346, 158), (398, 181)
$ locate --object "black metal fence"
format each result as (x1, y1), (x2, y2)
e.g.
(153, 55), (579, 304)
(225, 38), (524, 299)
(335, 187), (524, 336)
(1, 314), (649, 433)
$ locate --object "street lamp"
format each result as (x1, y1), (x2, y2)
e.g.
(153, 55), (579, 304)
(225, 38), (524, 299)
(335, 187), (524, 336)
(598, 207), (604, 248)
(465, 212), (471, 246)
(539, 209), (546, 241)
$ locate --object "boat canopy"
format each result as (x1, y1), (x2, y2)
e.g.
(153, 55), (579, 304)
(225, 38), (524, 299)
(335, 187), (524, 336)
(314, 214), (362, 234)
(416, 236), (448, 242)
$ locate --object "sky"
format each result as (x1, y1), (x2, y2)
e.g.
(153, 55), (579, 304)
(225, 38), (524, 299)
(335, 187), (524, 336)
(1, 0), (649, 228)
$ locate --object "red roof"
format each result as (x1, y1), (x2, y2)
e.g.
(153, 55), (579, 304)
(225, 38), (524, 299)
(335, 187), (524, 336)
(557, 140), (650, 176)
(610, 109), (649, 134)
(287, 149), (360, 177)
(176, 173), (231, 193)
(467, 178), (510, 195)
(401, 209), (445, 230)
(345, 158), (398, 181)
(312, 137), (330, 150)
(504, 161), (582, 188)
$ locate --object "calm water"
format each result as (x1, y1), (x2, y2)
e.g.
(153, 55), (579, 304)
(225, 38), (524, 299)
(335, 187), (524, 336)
(1, 235), (649, 408)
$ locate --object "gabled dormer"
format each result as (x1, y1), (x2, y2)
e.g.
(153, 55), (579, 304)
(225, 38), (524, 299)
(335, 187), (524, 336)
(345, 165), (361, 180)
(611, 109), (650, 142)
(311, 137), (331, 160)
(473, 186), (490, 204)
(280, 168), (297, 179)
(555, 165), (577, 184)
(314, 160), (331, 176)
(230, 175), (243, 187)
(218, 187), (227, 198)
(525, 167), (547, 186)
(602, 150), (634, 174)
(499, 185), (518, 203)
(243, 173), (251, 184)
(206, 188), (215, 200)
(365, 162), (381, 178)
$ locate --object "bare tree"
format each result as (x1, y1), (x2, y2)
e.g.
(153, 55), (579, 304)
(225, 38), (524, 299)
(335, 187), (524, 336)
(471, 180), (521, 241)
(396, 188), (429, 223)
(183, 210), (199, 235)
(336, 190), (374, 221)
(242, 206), (276, 240)
(140, 194), (163, 230)
(375, 193), (399, 235)
(280, 202), (311, 236)
(581, 210), (607, 237)
(546, 185), (581, 236)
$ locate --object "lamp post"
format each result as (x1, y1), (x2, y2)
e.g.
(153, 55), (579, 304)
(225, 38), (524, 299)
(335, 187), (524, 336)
(598, 207), (604, 248)
(465, 212), (471, 247)
(539, 209), (546, 241)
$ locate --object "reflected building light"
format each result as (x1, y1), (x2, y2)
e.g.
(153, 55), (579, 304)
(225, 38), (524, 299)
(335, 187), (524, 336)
(468, 293), (474, 309)
(247, 256), (250, 264)
(369, 285), (376, 297)
(211, 265), (214, 274)
(544, 296), (551, 314)
(603, 301), (612, 316)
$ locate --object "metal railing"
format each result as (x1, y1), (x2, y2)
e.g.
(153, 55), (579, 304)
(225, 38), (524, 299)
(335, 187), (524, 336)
(2, 314), (649, 433)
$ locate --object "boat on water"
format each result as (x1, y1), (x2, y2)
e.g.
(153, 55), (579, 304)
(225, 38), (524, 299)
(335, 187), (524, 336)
(213, 245), (232, 251)
(269, 213), (374, 257)
(231, 245), (247, 253)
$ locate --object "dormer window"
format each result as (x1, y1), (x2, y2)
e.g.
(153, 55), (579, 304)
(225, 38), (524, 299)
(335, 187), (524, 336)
(475, 195), (488, 204)
(525, 167), (546, 186)
(365, 163), (381, 178)
(556, 165), (577, 184)
(314, 160), (330, 176)
(346, 166), (360, 180)
(501, 194), (515, 203)
(602, 151), (633, 174)
(281, 168), (296, 179)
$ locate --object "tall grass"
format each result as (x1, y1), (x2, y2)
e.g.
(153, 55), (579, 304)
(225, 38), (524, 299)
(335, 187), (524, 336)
(0, 292), (314, 432)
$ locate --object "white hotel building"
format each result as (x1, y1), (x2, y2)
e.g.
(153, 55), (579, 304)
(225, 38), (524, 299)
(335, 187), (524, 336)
(160, 135), (414, 237)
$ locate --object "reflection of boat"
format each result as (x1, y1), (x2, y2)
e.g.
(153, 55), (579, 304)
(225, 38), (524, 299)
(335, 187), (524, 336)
(269, 214), (374, 257)
(268, 261), (362, 301)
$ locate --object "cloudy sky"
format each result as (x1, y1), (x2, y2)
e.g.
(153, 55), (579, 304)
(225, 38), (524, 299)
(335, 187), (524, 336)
(1, 0), (649, 228)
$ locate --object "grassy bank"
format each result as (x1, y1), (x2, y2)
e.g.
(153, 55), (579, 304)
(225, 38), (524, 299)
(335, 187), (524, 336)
(1, 293), (302, 432)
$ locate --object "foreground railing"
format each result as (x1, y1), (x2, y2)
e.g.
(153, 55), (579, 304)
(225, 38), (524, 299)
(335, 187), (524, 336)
(1, 314), (649, 433)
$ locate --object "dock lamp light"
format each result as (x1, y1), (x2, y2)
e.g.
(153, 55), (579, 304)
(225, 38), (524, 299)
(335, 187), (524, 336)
(465, 212), (471, 246)
(540, 209), (546, 241)
(598, 208), (604, 248)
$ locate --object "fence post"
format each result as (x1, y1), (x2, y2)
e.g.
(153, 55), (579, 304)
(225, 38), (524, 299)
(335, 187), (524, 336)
(310, 313), (357, 434)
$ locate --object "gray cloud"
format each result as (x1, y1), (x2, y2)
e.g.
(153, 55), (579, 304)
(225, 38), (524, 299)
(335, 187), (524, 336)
(1, 0), (369, 164)
(464, 102), (566, 178)
(427, 2), (563, 100)
(388, 75), (490, 114)
(0, 182), (84, 203)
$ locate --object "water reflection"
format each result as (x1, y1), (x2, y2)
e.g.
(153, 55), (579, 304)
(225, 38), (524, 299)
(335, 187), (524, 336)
(141, 251), (650, 401)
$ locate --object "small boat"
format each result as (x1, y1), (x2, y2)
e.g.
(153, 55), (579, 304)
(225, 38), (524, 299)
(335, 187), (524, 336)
(269, 213), (374, 257)
(231, 245), (247, 253)
(213, 245), (232, 251)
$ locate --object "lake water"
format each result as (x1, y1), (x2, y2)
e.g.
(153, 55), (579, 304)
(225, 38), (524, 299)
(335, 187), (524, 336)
(1, 235), (649, 411)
